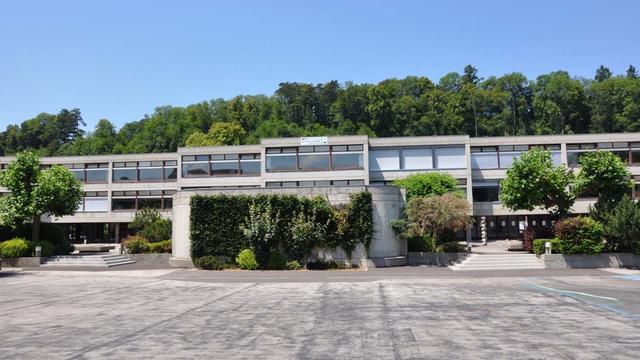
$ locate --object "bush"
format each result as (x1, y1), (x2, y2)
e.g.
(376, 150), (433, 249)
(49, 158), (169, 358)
(7, 223), (71, 255)
(123, 236), (150, 254)
(522, 225), (555, 252)
(196, 255), (225, 270)
(289, 210), (328, 262)
(286, 260), (301, 270)
(236, 249), (259, 270)
(394, 172), (461, 200)
(266, 250), (287, 270)
(597, 195), (640, 253)
(35, 241), (55, 257)
(436, 241), (467, 253)
(148, 240), (171, 253)
(554, 217), (605, 254)
(306, 260), (339, 270)
(533, 238), (562, 256)
(131, 208), (172, 243)
(0, 238), (31, 258)
(407, 235), (436, 252)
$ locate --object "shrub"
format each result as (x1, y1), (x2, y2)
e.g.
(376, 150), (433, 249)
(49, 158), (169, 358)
(403, 194), (471, 247)
(522, 225), (555, 253)
(0, 238), (31, 258)
(131, 208), (172, 243)
(241, 201), (279, 266)
(11, 223), (71, 255)
(236, 249), (259, 270)
(289, 210), (328, 262)
(436, 241), (467, 253)
(286, 260), (301, 270)
(148, 240), (172, 253)
(266, 250), (287, 270)
(394, 172), (461, 200)
(35, 241), (55, 257)
(554, 217), (605, 254)
(196, 255), (225, 270)
(306, 260), (339, 270)
(123, 236), (150, 254)
(533, 238), (562, 256)
(597, 195), (640, 253)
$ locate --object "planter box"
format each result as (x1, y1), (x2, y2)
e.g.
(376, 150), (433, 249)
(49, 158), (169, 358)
(1, 257), (42, 268)
(542, 253), (640, 269)
(408, 252), (468, 266)
(126, 253), (171, 265)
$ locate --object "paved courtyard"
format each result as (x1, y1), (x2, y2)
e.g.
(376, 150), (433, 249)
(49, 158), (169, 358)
(1, 268), (639, 359)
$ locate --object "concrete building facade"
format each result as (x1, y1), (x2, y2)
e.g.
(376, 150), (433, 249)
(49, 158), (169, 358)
(2, 133), (640, 263)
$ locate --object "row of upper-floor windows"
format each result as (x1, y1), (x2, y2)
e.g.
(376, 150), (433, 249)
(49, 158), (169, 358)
(182, 153), (261, 177)
(77, 190), (176, 212)
(566, 142), (640, 167)
(265, 145), (364, 172)
(471, 144), (562, 169)
(369, 146), (466, 171)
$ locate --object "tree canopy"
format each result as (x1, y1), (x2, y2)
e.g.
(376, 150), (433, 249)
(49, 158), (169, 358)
(0, 151), (83, 241)
(1, 65), (640, 156)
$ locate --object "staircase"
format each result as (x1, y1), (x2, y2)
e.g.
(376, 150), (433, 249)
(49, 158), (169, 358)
(41, 254), (135, 267)
(449, 253), (544, 271)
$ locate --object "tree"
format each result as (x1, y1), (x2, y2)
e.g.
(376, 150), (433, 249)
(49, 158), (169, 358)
(575, 151), (631, 206)
(404, 193), (471, 243)
(394, 172), (461, 200)
(627, 65), (638, 79)
(595, 65), (612, 82)
(185, 122), (246, 147)
(185, 131), (213, 147)
(499, 148), (575, 215)
(462, 65), (481, 85)
(0, 151), (83, 241)
(599, 195), (640, 253)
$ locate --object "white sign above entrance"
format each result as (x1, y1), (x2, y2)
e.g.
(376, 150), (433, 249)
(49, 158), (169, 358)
(300, 137), (328, 146)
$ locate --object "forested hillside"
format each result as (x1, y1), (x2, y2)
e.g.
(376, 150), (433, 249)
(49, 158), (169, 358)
(1, 65), (639, 156)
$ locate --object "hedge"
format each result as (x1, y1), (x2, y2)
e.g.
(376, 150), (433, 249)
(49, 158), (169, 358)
(533, 238), (562, 256)
(190, 192), (373, 263)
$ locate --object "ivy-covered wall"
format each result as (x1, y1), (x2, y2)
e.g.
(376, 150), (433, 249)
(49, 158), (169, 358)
(189, 192), (373, 262)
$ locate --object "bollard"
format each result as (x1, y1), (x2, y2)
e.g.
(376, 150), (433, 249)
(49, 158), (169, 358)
(35, 245), (42, 257)
(544, 241), (551, 255)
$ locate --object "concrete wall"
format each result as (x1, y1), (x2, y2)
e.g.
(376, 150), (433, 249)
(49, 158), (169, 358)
(1, 257), (42, 268)
(170, 185), (405, 268)
(542, 253), (640, 269)
(408, 252), (468, 267)
(126, 253), (171, 265)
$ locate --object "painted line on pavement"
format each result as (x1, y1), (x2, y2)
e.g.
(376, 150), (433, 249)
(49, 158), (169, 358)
(527, 283), (618, 301)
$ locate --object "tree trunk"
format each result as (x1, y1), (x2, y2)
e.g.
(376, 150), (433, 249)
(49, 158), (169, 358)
(32, 215), (41, 243)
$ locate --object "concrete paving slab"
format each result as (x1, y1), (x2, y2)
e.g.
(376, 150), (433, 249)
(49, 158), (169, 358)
(0, 269), (638, 359)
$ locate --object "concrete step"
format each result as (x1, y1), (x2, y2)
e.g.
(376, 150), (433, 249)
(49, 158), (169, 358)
(42, 254), (135, 267)
(449, 253), (544, 271)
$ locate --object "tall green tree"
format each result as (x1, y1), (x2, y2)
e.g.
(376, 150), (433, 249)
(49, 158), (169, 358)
(500, 148), (575, 216)
(0, 151), (83, 241)
(595, 65), (612, 82)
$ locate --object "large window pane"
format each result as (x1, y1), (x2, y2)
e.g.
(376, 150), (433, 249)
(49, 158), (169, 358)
(472, 183), (500, 202)
(266, 155), (297, 171)
(182, 163), (210, 177)
(164, 167), (178, 180)
(402, 148), (433, 170)
(85, 169), (107, 183)
(632, 150), (640, 164)
(211, 161), (240, 176)
(567, 151), (581, 166)
(138, 198), (162, 209)
(436, 147), (465, 169)
(471, 153), (499, 169)
(112, 198), (136, 210)
(113, 169), (137, 182)
(163, 198), (173, 210)
(498, 152), (520, 169)
(240, 161), (260, 175)
(551, 151), (562, 165)
(71, 170), (84, 182)
(369, 150), (400, 171)
(84, 198), (109, 212)
(298, 154), (330, 170)
(332, 153), (363, 170)
(139, 168), (163, 181)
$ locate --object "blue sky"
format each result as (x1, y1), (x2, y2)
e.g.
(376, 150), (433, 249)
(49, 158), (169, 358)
(0, 0), (638, 130)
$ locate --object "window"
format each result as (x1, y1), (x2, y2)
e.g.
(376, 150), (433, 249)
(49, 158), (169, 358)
(77, 191), (109, 212)
(139, 168), (163, 181)
(266, 145), (364, 172)
(265, 179), (365, 187)
(402, 148), (433, 170)
(63, 163), (108, 183)
(112, 190), (174, 211)
(113, 169), (137, 181)
(434, 147), (465, 169)
(369, 149), (400, 171)
(472, 181), (500, 202)
(183, 153), (261, 177)
(112, 160), (177, 182)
